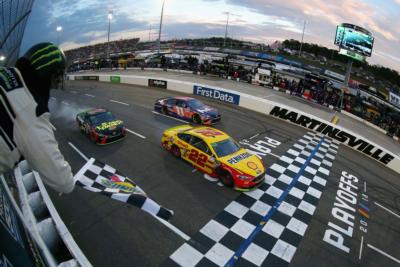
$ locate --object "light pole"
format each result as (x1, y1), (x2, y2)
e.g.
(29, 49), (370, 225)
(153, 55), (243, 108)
(158, 0), (165, 54)
(223, 12), (230, 47)
(56, 26), (62, 46)
(148, 24), (152, 42)
(107, 11), (113, 59)
(299, 20), (306, 57)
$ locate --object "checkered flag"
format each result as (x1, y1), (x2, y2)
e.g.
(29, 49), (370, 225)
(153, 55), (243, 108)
(73, 158), (174, 221)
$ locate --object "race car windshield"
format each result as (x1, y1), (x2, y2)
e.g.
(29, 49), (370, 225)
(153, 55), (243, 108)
(188, 99), (205, 109)
(211, 138), (241, 158)
(90, 112), (116, 125)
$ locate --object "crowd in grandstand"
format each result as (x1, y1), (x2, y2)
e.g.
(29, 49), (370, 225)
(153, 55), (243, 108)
(64, 38), (139, 63)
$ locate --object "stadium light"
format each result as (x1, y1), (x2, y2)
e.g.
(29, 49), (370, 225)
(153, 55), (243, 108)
(299, 20), (306, 57)
(0, 55), (5, 61)
(56, 26), (63, 45)
(157, 0), (165, 54)
(107, 11), (113, 60)
(222, 12), (240, 47)
(223, 12), (230, 47)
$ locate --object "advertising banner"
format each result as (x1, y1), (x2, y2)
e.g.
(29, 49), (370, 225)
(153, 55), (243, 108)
(389, 92), (400, 108)
(268, 106), (395, 165)
(148, 79), (167, 89)
(193, 85), (240, 105)
(110, 76), (121, 83)
(75, 75), (99, 81)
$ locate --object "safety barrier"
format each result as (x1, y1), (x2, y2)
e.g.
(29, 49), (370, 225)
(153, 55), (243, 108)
(67, 73), (400, 175)
(13, 160), (91, 267)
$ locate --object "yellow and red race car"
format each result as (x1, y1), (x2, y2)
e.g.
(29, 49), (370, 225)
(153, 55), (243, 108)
(161, 125), (266, 190)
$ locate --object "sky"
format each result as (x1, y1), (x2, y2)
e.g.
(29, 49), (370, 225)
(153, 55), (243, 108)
(21, 0), (400, 71)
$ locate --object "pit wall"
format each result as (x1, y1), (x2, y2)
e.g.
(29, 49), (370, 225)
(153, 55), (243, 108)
(67, 74), (400, 175)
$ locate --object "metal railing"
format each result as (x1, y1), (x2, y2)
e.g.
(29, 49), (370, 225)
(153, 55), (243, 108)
(3, 160), (91, 266)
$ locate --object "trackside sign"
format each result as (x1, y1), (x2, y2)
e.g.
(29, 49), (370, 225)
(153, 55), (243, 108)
(110, 76), (121, 83)
(269, 106), (395, 165)
(193, 85), (240, 105)
(148, 79), (167, 89)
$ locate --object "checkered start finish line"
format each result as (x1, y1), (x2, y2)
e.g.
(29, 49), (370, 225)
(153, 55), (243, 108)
(73, 158), (174, 221)
(164, 132), (339, 267)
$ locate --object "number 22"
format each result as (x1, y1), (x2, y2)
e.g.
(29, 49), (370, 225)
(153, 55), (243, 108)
(188, 149), (207, 167)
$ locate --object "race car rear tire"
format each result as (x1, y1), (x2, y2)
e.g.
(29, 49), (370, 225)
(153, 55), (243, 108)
(192, 114), (202, 124)
(220, 170), (234, 187)
(171, 145), (181, 158)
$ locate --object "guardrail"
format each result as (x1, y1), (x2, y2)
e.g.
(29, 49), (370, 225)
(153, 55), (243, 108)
(67, 73), (400, 175)
(14, 160), (91, 267)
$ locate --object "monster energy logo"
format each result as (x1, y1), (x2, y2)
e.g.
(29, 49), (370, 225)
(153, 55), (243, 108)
(0, 68), (23, 91)
(29, 45), (63, 70)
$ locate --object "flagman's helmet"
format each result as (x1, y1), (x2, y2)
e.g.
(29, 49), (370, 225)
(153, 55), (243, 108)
(22, 42), (67, 89)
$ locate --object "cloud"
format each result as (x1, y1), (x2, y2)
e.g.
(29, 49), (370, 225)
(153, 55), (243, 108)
(20, 0), (400, 72)
(227, 0), (397, 41)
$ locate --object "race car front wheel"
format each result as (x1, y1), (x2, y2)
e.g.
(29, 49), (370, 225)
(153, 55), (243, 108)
(192, 114), (202, 124)
(220, 171), (234, 187)
(171, 145), (181, 158)
(162, 106), (168, 115)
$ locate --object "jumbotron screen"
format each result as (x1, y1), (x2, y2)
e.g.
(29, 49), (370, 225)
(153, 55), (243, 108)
(334, 23), (374, 57)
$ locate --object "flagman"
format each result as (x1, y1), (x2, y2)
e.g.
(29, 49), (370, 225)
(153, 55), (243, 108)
(0, 43), (75, 193)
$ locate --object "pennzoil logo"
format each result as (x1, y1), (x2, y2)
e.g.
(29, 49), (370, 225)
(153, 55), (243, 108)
(96, 120), (123, 131)
(227, 152), (252, 164)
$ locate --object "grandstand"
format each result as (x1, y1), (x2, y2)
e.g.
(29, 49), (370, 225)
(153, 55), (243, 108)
(0, 0), (34, 66)
(64, 38), (140, 63)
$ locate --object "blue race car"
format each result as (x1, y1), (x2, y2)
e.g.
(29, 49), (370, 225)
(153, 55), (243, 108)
(154, 96), (221, 124)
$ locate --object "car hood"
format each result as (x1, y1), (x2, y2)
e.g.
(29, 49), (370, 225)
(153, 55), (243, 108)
(195, 105), (219, 116)
(95, 120), (124, 133)
(219, 148), (265, 177)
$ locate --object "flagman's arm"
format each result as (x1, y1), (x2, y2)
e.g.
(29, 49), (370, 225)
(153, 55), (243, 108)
(14, 105), (75, 194)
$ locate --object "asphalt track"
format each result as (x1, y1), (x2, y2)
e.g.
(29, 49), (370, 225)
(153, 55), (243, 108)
(47, 80), (400, 267)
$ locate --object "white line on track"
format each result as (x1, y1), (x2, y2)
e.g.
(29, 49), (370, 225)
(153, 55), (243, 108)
(359, 236), (364, 260)
(85, 93), (95, 97)
(374, 202), (400, 219)
(61, 101), (70, 105)
(269, 152), (280, 158)
(110, 99), (129, 106)
(68, 142), (89, 161)
(152, 215), (190, 241)
(152, 111), (189, 124)
(50, 96), (57, 100)
(364, 181), (367, 192)
(262, 94), (275, 99)
(126, 128), (146, 139)
(249, 133), (260, 140)
(367, 243), (400, 264)
(203, 174), (219, 182)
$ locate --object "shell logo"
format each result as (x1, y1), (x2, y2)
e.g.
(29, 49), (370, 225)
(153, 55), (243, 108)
(247, 161), (258, 170)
